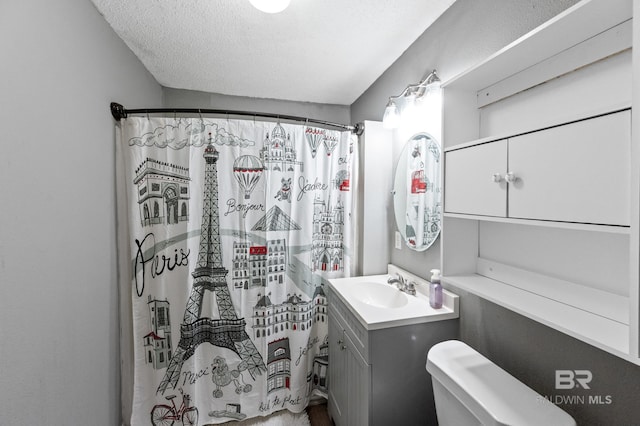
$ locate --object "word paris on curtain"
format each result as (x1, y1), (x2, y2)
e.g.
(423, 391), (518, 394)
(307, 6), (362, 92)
(116, 116), (358, 425)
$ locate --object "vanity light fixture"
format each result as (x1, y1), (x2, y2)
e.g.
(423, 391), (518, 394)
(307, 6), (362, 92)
(382, 69), (441, 129)
(382, 98), (400, 129)
(249, 0), (291, 13)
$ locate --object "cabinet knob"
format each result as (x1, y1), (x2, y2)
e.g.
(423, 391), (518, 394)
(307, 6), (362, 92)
(337, 339), (343, 345)
(492, 173), (503, 183)
(505, 172), (517, 183)
(340, 344), (347, 351)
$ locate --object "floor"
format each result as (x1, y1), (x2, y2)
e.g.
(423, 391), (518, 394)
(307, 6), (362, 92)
(306, 402), (333, 426)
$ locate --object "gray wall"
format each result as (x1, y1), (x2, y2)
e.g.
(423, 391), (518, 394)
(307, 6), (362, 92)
(352, 0), (640, 425)
(163, 87), (351, 125)
(0, 0), (163, 425)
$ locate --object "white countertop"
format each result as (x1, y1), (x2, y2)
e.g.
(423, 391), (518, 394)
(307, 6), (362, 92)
(328, 267), (459, 331)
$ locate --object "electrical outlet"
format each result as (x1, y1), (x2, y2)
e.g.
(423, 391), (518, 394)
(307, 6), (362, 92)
(395, 231), (402, 249)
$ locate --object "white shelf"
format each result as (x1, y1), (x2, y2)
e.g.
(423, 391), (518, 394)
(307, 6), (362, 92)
(443, 273), (634, 363)
(442, 0), (632, 92)
(443, 213), (631, 235)
(475, 258), (628, 324)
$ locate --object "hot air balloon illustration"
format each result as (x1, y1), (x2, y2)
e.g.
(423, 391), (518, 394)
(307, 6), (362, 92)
(305, 127), (325, 158)
(323, 134), (339, 156)
(233, 155), (264, 199)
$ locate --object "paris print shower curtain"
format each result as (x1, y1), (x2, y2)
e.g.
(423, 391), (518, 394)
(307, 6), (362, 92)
(116, 116), (358, 425)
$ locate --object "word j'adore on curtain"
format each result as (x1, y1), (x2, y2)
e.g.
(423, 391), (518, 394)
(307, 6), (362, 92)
(116, 116), (358, 426)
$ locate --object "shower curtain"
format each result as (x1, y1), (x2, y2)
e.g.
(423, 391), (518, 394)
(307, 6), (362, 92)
(116, 116), (358, 425)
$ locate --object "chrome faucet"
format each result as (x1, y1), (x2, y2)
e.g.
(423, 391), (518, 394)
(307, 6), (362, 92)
(387, 273), (405, 288)
(405, 280), (417, 296)
(387, 273), (417, 296)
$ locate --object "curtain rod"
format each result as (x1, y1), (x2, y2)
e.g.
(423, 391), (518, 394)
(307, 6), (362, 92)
(110, 102), (364, 135)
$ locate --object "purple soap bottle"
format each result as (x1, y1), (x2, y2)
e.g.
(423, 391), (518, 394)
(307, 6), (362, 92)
(429, 269), (443, 309)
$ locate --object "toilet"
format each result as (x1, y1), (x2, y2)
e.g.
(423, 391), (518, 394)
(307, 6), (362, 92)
(426, 340), (576, 426)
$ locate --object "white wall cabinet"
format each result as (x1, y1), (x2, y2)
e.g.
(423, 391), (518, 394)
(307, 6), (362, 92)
(445, 110), (631, 226)
(441, 0), (640, 364)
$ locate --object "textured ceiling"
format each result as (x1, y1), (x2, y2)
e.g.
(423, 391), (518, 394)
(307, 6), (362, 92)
(91, 0), (456, 105)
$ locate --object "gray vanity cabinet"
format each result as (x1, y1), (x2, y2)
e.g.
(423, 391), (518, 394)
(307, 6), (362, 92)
(327, 287), (458, 426)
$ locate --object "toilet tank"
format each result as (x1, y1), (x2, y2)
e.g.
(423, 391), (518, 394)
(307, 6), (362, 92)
(426, 340), (576, 426)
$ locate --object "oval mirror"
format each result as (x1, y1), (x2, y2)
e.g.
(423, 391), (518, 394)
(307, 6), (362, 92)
(392, 132), (441, 251)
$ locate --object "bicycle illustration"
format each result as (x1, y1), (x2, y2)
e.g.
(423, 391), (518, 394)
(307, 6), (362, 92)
(151, 388), (199, 426)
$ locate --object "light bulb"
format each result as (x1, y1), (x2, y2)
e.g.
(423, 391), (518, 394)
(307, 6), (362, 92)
(383, 100), (400, 129)
(249, 0), (291, 13)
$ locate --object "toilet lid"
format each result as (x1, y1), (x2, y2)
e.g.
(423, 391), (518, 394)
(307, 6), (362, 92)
(426, 340), (576, 426)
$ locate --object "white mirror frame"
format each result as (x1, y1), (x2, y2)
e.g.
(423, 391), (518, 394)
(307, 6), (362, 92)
(392, 132), (441, 251)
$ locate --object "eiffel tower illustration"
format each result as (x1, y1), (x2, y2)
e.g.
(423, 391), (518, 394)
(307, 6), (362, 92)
(157, 135), (267, 394)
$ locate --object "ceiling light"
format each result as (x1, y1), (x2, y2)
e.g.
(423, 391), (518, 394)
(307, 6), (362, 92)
(249, 0), (291, 13)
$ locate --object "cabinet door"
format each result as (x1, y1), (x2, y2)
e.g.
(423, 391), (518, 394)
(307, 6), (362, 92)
(508, 110), (630, 225)
(327, 316), (347, 426)
(344, 332), (370, 426)
(444, 140), (508, 217)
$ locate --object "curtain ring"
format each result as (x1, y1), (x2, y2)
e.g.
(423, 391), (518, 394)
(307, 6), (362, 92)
(198, 109), (203, 129)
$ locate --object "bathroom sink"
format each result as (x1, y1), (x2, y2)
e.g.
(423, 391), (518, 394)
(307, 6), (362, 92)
(328, 268), (459, 330)
(348, 281), (409, 309)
